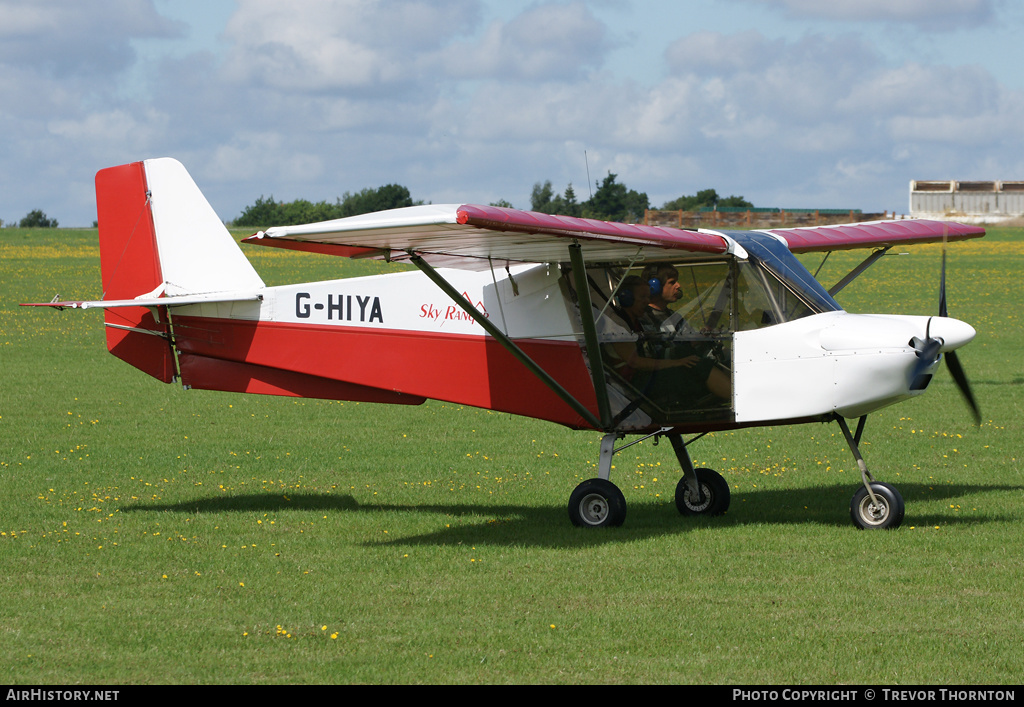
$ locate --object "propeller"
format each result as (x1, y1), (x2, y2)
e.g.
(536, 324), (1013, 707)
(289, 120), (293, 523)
(911, 227), (981, 425)
(945, 343), (980, 425)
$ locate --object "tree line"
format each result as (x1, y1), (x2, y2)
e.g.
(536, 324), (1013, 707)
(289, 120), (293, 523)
(232, 184), (420, 228)
(525, 173), (752, 223)
(2, 209), (60, 228)
(232, 172), (754, 228)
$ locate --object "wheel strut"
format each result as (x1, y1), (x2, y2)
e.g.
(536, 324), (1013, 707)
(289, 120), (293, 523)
(835, 415), (879, 507)
(835, 414), (905, 529)
(596, 427), (674, 481)
(668, 432), (729, 516)
(669, 433), (702, 503)
(597, 432), (618, 480)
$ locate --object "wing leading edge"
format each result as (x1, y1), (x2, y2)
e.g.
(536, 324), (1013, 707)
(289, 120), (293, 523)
(760, 219), (985, 253)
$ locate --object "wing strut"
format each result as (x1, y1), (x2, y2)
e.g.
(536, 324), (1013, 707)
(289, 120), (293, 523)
(568, 243), (612, 428)
(827, 247), (891, 297)
(408, 252), (605, 430)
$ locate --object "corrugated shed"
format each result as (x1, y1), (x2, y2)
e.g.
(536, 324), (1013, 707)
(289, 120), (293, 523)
(910, 181), (1024, 223)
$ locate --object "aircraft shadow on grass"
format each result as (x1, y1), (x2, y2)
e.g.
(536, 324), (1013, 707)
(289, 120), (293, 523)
(120, 481), (1020, 548)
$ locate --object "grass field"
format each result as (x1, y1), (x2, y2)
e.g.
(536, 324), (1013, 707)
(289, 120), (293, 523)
(1, 226), (1022, 684)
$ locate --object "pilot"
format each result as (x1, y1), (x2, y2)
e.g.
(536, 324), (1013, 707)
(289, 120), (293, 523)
(598, 276), (698, 385)
(638, 265), (732, 402)
(641, 263), (685, 334)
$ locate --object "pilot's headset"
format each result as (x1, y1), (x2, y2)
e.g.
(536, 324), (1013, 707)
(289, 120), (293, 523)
(641, 264), (664, 299)
(615, 275), (645, 309)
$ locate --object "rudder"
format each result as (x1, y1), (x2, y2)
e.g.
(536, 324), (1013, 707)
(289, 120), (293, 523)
(95, 161), (175, 382)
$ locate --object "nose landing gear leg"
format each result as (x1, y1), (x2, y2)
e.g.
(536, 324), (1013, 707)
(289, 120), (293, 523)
(836, 415), (905, 529)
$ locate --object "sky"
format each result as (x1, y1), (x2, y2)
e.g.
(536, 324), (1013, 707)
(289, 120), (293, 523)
(2, 0), (1022, 226)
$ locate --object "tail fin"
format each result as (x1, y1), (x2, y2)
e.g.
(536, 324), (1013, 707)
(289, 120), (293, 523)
(95, 158), (264, 382)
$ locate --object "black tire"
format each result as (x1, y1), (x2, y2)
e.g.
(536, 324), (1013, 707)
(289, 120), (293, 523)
(568, 478), (627, 528)
(675, 468), (730, 516)
(850, 482), (904, 529)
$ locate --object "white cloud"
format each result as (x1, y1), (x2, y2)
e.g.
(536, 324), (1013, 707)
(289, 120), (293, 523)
(440, 2), (612, 80)
(205, 133), (326, 185)
(731, 0), (997, 30)
(665, 29), (785, 76)
(218, 0), (611, 92)
(640, 26), (1024, 209)
(47, 108), (167, 147)
(219, 0), (480, 91)
(0, 0), (183, 76)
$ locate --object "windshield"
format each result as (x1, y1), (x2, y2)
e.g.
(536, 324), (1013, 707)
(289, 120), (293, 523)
(730, 231), (843, 317)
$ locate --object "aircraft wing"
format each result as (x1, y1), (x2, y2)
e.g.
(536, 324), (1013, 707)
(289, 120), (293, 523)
(244, 206), (985, 268)
(242, 204), (734, 270)
(760, 219), (985, 253)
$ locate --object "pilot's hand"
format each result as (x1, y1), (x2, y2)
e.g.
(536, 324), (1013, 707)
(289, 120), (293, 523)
(675, 355), (700, 368)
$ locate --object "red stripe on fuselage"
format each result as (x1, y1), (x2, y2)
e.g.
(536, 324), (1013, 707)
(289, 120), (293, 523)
(177, 351), (425, 405)
(171, 315), (599, 429)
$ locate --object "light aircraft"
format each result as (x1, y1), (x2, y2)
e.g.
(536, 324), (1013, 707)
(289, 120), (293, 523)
(26, 158), (984, 530)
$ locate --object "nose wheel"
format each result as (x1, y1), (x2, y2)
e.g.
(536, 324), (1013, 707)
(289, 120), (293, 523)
(851, 482), (904, 530)
(837, 416), (905, 530)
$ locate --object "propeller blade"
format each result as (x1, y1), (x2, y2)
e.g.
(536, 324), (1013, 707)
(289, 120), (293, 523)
(939, 222), (948, 318)
(934, 222), (979, 425)
(939, 246), (948, 318)
(945, 349), (981, 426)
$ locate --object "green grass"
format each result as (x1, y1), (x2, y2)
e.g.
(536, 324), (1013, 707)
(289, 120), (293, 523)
(1, 227), (1022, 684)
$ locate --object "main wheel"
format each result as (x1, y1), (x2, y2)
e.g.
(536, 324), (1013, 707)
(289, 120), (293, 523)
(568, 478), (627, 528)
(850, 482), (904, 529)
(676, 468), (730, 516)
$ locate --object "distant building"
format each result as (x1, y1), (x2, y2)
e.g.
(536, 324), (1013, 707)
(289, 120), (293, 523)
(910, 180), (1024, 224)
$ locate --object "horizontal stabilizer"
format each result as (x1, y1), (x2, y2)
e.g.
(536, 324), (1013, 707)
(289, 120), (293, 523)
(24, 291), (263, 311)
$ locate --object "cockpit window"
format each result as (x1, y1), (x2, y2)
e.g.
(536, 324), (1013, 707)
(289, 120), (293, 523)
(648, 254), (836, 334)
(567, 239), (842, 427)
(739, 235), (843, 318)
(585, 250), (837, 338)
(671, 261), (733, 334)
